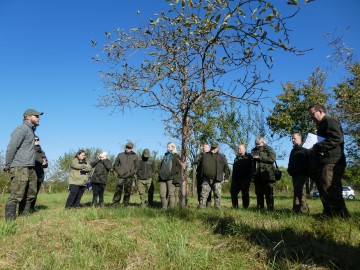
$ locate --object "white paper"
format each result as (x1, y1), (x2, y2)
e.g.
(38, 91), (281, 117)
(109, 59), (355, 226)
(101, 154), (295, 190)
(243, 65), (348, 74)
(303, 133), (325, 149)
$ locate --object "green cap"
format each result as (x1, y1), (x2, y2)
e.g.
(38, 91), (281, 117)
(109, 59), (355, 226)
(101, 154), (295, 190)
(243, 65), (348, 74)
(143, 149), (150, 158)
(125, 142), (134, 149)
(23, 109), (43, 118)
(211, 141), (219, 148)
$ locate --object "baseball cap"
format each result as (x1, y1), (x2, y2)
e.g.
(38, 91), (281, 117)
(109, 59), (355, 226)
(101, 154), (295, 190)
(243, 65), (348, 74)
(23, 109), (43, 118)
(142, 149), (150, 158)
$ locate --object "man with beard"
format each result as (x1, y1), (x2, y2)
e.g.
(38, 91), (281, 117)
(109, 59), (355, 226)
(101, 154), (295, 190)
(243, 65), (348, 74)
(4, 109), (43, 220)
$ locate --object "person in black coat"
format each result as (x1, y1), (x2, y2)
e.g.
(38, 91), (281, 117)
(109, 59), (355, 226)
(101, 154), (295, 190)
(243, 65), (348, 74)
(288, 133), (309, 213)
(231, 144), (252, 209)
(309, 104), (349, 218)
(90, 152), (112, 207)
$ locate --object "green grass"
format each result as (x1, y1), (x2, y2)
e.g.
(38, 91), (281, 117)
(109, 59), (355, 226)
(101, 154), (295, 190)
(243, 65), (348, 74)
(0, 191), (359, 269)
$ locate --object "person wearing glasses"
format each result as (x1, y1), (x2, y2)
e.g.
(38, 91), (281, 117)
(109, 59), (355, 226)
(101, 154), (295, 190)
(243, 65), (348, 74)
(3, 109), (43, 220)
(308, 104), (349, 218)
(65, 149), (92, 209)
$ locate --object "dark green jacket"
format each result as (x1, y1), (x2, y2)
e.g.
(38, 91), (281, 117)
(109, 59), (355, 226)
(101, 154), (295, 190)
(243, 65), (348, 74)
(251, 145), (276, 182)
(90, 158), (112, 184)
(137, 157), (155, 180)
(159, 152), (181, 186)
(113, 151), (140, 179)
(200, 152), (230, 183)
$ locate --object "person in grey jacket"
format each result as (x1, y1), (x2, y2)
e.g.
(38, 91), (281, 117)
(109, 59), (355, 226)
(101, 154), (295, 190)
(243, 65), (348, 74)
(19, 135), (48, 213)
(90, 151), (112, 207)
(3, 108), (43, 220)
(136, 149), (155, 207)
(111, 142), (140, 206)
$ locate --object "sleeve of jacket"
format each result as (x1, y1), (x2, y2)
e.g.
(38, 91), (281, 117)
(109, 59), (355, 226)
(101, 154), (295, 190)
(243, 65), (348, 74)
(222, 154), (230, 179)
(103, 159), (112, 171)
(171, 154), (181, 176)
(90, 158), (100, 168)
(113, 155), (121, 175)
(83, 163), (93, 172)
(42, 150), (48, 168)
(70, 158), (88, 170)
(5, 126), (26, 165)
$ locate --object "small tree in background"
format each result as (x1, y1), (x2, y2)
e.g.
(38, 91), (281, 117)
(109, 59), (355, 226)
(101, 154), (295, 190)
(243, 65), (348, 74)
(267, 67), (330, 139)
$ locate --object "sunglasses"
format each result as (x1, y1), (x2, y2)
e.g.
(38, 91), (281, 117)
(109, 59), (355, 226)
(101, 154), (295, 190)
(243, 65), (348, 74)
(35, 139), (39, 141)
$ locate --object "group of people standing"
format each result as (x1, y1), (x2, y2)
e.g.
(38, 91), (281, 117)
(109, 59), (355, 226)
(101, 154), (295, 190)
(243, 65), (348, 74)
(287, 104), (349, 218)
(65, 141), (181, 210)
(3, 103), (350, 220)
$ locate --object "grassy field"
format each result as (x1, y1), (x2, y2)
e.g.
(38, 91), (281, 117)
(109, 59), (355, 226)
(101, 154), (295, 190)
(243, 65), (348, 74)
(0, 191), (359, 270)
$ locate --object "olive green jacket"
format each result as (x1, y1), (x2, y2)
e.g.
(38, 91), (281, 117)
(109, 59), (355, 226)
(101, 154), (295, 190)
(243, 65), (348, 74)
(68, 158), (93, 186)
(251, 145), (276, 182)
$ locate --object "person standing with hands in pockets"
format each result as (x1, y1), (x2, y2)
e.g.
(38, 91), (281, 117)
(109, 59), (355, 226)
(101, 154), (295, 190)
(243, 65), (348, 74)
(4, 109), (43, 220)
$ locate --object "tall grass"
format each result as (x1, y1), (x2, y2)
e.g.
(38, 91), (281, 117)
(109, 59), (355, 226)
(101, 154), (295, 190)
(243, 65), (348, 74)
(0, 191), (359, 269)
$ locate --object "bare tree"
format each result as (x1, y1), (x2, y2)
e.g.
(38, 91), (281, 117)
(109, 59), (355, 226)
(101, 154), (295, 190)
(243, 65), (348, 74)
(93, 0), (312, 206)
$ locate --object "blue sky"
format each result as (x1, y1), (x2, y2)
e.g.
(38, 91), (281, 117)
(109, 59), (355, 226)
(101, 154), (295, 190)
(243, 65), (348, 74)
(1, 0), (359, 169)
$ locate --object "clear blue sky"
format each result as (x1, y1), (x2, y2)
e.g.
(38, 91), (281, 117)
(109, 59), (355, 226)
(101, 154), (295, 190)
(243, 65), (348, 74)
(1, 0), (359, 169)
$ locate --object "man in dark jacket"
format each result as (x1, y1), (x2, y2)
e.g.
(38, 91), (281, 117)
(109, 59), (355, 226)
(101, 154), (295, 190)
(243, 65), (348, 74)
(111, 142), (140, 206)
(309, 104), (349, 217)
(231, 144), (252, 209)
(251, 137), (276, 211)
(90, 151), (112, 207)
(199, 142), (230, 209)
(288, 133), (309, 213)
(4, 109), (43, 220)
(194, 143), (211, 206)
(136, 149), (155, 207)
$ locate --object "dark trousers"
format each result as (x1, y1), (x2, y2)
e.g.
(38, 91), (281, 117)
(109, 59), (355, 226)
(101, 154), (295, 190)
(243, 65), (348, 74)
(292, 175), (309, 213)
(19, 180), (42, 213)
(31, 181), (42, 209)
(230, 180), (250, 209)
(254, 178), (274, 210)
(315, 163), (349, 217)
(112, 178), (134, 206)
(65, 184), (86, 208)
(92, 183), (106, 206)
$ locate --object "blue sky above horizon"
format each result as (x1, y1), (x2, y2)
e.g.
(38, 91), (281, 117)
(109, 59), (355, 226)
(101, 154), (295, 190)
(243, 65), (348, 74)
(1, 0), (359, 169)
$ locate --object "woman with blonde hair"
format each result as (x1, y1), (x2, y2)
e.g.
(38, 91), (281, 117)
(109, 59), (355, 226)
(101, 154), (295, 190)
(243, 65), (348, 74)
(158, 142), (181, 208)
(65, 149), (93, 209)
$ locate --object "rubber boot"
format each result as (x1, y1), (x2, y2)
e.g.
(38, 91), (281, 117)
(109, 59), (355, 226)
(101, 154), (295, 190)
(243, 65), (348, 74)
(5, 204), (17, 221)
(20, 202), (32, 216)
